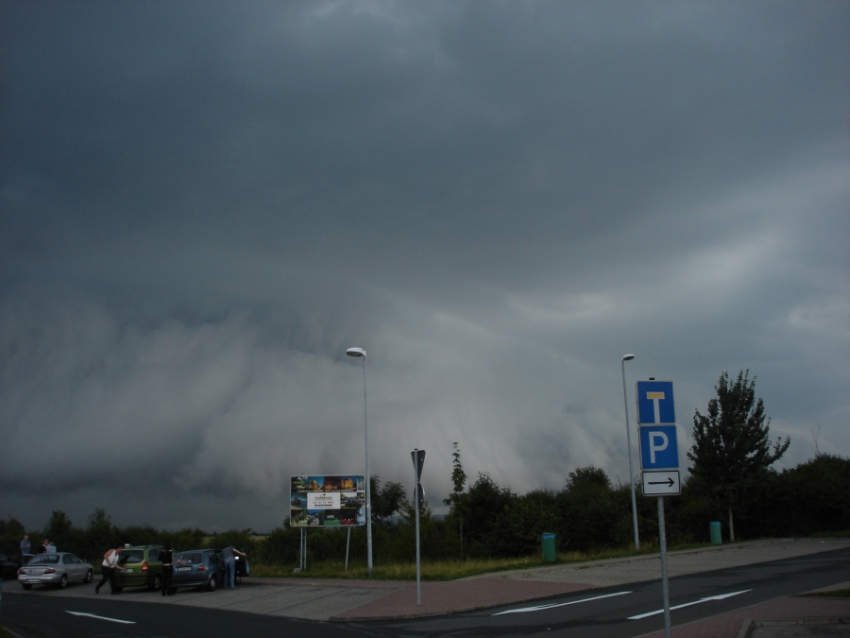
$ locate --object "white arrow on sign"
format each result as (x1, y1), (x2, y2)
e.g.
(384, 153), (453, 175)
(642, 470), (681, 496)
(627, 589), (752, 620)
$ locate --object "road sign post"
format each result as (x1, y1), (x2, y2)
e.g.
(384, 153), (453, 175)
(636, 379), (679, 638)
(411, 448), (425, 606)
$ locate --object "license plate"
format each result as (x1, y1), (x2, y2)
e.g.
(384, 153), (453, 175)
(124, 568), (134, 573)
(177, 567), (191, 571)
(24, 578), (40, 583)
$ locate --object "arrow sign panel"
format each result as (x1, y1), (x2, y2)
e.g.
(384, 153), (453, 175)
(642, 470), (681, 496)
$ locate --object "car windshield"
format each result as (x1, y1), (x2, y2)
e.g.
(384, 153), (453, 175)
(118, 550), (144, 565)
(176, 553), (202, 564)
(28, 555), (60, 565)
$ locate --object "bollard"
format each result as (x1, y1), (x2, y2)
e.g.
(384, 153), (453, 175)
(710, 521), (722, 545)
(542, 533), (556, 561)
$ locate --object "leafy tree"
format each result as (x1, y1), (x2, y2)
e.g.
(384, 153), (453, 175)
(369, 476), (408, 525)
(443, 442), (469, 557)
(557, 467), (621, 550)
(688, 370), (790, 541)
(45, 510), (76, 550)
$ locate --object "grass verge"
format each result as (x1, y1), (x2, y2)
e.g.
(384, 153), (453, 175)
(250, 540), (716, 581)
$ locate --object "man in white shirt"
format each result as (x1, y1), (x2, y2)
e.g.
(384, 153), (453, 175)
(95, 545), (126, 594)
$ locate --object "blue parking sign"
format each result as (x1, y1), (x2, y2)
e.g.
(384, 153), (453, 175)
(636, 380), (675, 424)
(639, 425), (679, 470)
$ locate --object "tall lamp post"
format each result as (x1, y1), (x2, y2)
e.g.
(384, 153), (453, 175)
(346, 347), (373, 577)
(621, 354), (640, 551)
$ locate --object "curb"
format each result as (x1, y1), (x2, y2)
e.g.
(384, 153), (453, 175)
(736, 617), (850, 638)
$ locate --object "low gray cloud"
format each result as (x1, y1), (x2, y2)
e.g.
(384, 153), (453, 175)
(1, 1), (848, 532)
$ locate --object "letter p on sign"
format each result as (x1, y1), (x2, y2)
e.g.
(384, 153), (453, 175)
(639, 425), (679, 470)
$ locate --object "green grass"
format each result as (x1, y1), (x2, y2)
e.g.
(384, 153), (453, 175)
(249, 540), (716, 581)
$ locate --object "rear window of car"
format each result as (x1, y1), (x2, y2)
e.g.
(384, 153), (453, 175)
(177, 553), (203, 564)
(28, 555), (60, 565)
(147, 548), (162, 560)
(118, 550), (144, 565)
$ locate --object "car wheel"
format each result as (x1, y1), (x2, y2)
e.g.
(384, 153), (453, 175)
(21, 583), (32, 590)
(84, 569), (93, 583)
(150, 573), (162, 591)
(58, 574), (68, 589)
(207, 575), (217, 592)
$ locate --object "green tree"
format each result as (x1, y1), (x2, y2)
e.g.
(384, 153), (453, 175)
(443, 442), (469, 557)
(688, 370), (790, 541)
(369, 476), (408, 525)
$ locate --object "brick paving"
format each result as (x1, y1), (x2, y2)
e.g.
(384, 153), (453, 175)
(330, 577), (595, 620)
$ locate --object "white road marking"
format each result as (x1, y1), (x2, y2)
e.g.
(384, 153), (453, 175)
(627, 589), (752, 620)
(493, 591), (633, 616)
(66, 611), (136, 624)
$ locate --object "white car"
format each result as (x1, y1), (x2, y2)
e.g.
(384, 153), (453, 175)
(18, 552), (94, 590)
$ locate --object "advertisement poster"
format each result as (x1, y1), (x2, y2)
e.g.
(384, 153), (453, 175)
(290, 475), (366, 527)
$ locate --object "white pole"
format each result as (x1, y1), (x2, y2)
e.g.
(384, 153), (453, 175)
(345, 528), (351, 570)
(414, 450), (421, 606)
(658, 496), (671, 638)
(362, 355), (373, 578)
(622, 355), (640, 551)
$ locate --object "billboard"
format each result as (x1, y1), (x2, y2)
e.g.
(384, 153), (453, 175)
(290, 475), (366, 527)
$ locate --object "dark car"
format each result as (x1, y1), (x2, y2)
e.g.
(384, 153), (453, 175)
(112, 545), (163, 593)
(170, 549), (223, 592)
(1, 552), (22, 579)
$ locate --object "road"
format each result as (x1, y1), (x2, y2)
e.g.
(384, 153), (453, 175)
(2, 547), (848, 638)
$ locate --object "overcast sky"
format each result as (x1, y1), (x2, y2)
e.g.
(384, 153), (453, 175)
(2, 1), (848, 534)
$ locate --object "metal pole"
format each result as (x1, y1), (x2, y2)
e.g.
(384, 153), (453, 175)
(414, 451), (421, 606)
(622, 356), (640, 551)
(362, 356), (373, 578)
(345, 528), (351, 571)
(658, 496), (671, 638)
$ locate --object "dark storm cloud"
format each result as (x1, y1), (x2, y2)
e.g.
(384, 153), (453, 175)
(1, 1), (848, 531)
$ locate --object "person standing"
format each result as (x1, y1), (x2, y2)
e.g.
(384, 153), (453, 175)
(95, 545), (125, 595)
(158, 541), (174, 596)
(46, 540), (57, 553)
(220, 546), (246, 589)
(40, 539), (49, 553)
(20, 534), (31, 560)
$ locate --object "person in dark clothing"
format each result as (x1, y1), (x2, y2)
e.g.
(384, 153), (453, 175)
(159, 541), (174, 596)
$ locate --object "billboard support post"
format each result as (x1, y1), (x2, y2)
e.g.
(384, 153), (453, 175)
(345, 528), (351, 571)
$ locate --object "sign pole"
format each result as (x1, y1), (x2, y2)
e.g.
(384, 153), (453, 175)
(414, 450), (421, 606)
(658, 496), (672, 638)
(411, 448), (425, 606)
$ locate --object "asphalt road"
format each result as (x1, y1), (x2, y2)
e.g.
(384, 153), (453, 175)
(3, 547), (848, 638)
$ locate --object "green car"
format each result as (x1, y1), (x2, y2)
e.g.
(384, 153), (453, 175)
(112, 545), (163, 592)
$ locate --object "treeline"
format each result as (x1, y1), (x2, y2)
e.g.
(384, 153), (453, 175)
(2, 454), (848, 567)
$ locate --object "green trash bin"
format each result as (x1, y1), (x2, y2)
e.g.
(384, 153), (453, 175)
(710, 521), (722, 545)
(542, 533), (556, 561)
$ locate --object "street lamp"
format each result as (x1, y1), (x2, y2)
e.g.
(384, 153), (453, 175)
(621, 354), (640, 551)
(346, 347), (373, 577)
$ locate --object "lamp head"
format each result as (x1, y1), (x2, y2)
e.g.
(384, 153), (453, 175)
(346, 347), (366, 358)
(622, 354), (635, 361)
